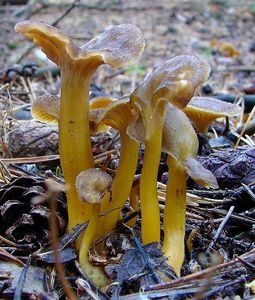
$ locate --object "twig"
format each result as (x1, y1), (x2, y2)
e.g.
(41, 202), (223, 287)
(13, 257), (31, 300)
(235, 104), (255, 148)
(0, 163), (8, 184)
(132, 236), (162, 284)
(96, 150), (116, 159)
(1, 150), (116, 164)
(204, 277), (246, 298)
(209, 208), (255, 226)
(0, 160), (12, 181)
(74, 261), (111, 300)
(19, 77), (33, 104)
(8, 164), (41, 177)
(0, 104), (31, 114)
(118, 286), (201, 299)
(47, 179), (77, 300)
(119, 211), (139, 225)
(236, 256), (255, 272)
(0, 247), (25, 268)
(216, 66), (255, 72)
(206, 206), (235, 254)
(146, 248), (255, 292)
(1, 155), (60, 164)
(58, 222), (88, 251)
(75, 278), (101, 300)
(241, 184), (255, 203)
(0, 235), (19, 247)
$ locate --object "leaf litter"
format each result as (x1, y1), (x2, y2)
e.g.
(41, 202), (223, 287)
(0, 0), (255, 299)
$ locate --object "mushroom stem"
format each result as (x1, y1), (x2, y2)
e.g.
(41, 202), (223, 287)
(60, 66), (100, 230)
(126, 177), (140, 227)
(97, 130), (139, 235)
(140, 102), (167, 244)
(129, 184), (139, 213)
(79, 203), (107, 287)
(163, 155), (186, 276)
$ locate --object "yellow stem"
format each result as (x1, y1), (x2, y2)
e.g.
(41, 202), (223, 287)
(126, 182), (140, 227)
(140, 103), (167, 244)
(96, 131), (140, 236)
(163, 155), (186, 276)
(59, 63), (99, 231)
(79, 203), (107, 287)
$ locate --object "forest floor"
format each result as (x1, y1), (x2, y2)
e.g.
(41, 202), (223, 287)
(0, 1), (255, 299)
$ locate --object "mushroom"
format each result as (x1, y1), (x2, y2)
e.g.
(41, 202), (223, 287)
(32, 94), (140, 238)
(161, 104), (218, 276)
(127, 55), (210, 244)
(15, 21), (145, 230)
(89, 99), (140, 237)
(219, 42), (240, 57)
(126, 174), (140, 227)
(183, 96), (241, 133)
(89, 96), (116, 134)
(32, 94), (114, 133)
(89, 96), (116, 109)
(31, 94), (60, 124)
(76, 168), (112, 287)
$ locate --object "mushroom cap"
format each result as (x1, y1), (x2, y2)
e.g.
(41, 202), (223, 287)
(162, 104), (218, 188)
(219, 42), (240, 57)
(89, 108), (108, 134)
(89, 97), (116, 134)
(126, 114), (146, 144)
(130, 55), (210, 111)
(31, 95), (60, 124)
(82, 24), (145, 68)
(183, 96), (241, 132)
(184, 157), (218, 188)
(31, 94), (124, 133)
(15, 21), (76, 66)
(76, 169), (112, 204)
(127, 103), (218, 188)
(90, 99), (134, 134)
(162, 104), (198, 160)
(15, 21), (145, 69)
(89, 96), (116, 110)
(127, 103), (196, 156)
(98, 99), (134, 129)
(128, 55), (210, 142)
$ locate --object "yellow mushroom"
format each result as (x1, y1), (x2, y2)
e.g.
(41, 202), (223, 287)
(32, 94), (115, 134)
(15, 21), (145, 230)
(31, 95), (60, 124)
(219, 42), (240, 57)
(127, 55), (211, 244)
(89, 96), (116, 110)
(89, 99), (140, 237)
(89, 97), (116, 134)
(76, 168), (112, 287)
(32, 94), (140, 238)
(127, 175), (140, 227)
(183, 96), (241, 133)
(161, 104), (218, 276)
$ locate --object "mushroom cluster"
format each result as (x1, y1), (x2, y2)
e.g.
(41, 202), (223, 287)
(15, 21), (145, 233)
(15, 21), (241, 285)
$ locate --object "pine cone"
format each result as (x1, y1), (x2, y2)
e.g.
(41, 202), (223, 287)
(7, 121), (59, 158)
(0, 176), (67, 247)
(198, 146), (255, 189)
